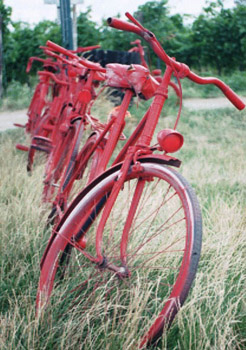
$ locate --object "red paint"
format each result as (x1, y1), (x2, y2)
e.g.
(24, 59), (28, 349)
(157, 129), (184, 153)
(19, 14), (244, 349)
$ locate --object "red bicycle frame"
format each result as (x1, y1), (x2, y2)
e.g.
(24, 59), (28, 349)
(36, 13), (245, 350)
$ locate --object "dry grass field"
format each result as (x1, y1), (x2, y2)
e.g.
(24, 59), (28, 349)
(0, 100), (245, 349)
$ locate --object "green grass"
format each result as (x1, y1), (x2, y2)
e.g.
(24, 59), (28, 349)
(0, 102), (246, 349)
(0, 81), (34, 111)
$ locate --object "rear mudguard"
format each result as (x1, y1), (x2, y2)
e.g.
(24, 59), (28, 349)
(40, 154), (181, 268)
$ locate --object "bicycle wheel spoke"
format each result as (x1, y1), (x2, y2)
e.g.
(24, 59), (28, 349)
(128, 214), (185, 262)
(38, 162), (202, 347)
(128, 189), (178, 238)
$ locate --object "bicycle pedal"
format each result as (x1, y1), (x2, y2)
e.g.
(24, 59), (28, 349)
(13, 123), (26, 128)
(16, 144), (29, 152)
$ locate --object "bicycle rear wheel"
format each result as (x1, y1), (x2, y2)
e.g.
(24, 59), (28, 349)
(42, 118), (81, 202)
(62, 132), (101, 194)
(37, 160), (202, 347)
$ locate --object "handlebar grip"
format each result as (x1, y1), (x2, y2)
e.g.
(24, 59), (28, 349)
(43, 48), (67, 63)
(130, 39), (141, 45)
(43, 48), (72, 68)
(220, 85), (245, 110)
(188, 72), (245, 110)
(108, 13), (245, 111)
(128, 47), (138, 53)
(107, 17), (143, 36)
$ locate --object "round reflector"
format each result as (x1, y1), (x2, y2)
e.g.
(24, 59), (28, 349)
(157, 129), (184, 153)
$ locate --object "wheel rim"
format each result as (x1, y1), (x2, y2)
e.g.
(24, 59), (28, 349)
(38, 163), (200, 347)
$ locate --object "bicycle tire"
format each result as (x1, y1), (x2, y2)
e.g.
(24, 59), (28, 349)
(62, 132), (99, 192)
(37, 160), (202, 347)
(27, 108), (53, 173)
(42, 118), (81, 202)
(47, 132), (101, 225)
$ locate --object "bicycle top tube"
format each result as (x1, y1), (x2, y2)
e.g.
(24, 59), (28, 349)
(107, 13), (245, 111)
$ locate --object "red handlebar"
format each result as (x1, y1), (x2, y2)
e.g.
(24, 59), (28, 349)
(71, 45), (101, 54)
(26, 57), (55, 73)
(107, 17), (142, 36)
(42, 48), (73, 65)
(38, 71), (68, 86)
(26, 57), (39, 73)
(41, 47), (79, 68)
(107, 14), (245, 111)
(46, 41), (75, 58)
(46, 40), (106, 73)
(188, 72), (245, 110)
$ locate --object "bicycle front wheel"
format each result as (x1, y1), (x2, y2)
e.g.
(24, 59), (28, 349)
(37, 160), (202, 347)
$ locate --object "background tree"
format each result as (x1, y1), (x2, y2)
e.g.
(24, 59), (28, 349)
(4, 20), (61, 85)
(132, 0), (190, 69)
(0, 0), (11, 39)
(1, 0), (246, 88)
(0, 0), (12, 88)
(234, 0), (246, 4)
(100, 0), (191, 69)
(77, 8), (101, 47)
(191, 0), (246, 74)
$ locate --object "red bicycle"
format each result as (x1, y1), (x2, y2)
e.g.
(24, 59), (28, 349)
(40, 43), (107, 206)
(36, 13), (245, 348)
(43, 40), (164, 226)
(25, 56), (59, 136)
(16, 44), (100, 167)
(23, 44), (100, 137)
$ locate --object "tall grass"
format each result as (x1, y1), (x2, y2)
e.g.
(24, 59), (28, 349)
(0, 81), (33, 111)
(0, 101), (246, 349)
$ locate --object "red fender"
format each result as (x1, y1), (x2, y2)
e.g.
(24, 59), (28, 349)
(40, 154), (181, 269)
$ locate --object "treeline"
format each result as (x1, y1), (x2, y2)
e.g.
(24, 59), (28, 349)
(1, 0), (246, 88)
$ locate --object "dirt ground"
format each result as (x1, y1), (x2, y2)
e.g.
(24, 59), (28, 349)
(183, 96), (246, 110)
(0, 96), (246, 132)
(0, 109), (27, 132)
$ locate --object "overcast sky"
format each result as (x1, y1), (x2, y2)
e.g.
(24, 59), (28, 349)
(4, 0), (235, 25)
